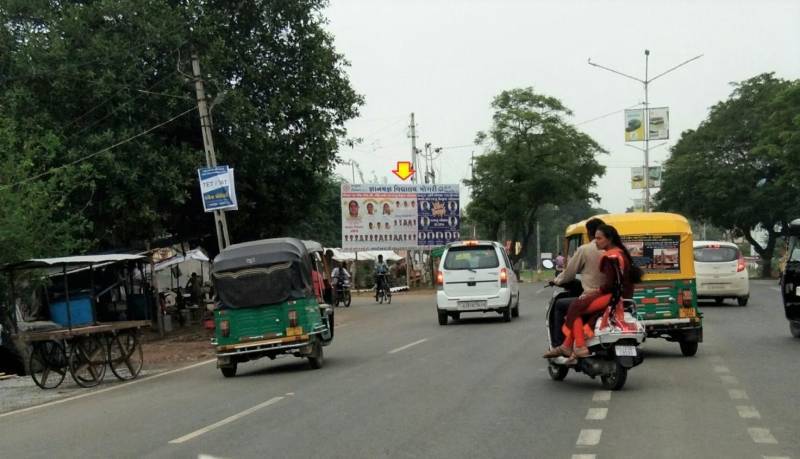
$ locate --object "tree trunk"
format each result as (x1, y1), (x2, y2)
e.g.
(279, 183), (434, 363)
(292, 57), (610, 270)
(743, 228), (776, 278)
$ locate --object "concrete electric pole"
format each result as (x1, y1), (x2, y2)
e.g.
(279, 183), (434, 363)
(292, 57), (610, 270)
(191, 51), (231, 252)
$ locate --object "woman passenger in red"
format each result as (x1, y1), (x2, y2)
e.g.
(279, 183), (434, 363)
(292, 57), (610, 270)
(544, 224), (641, 361)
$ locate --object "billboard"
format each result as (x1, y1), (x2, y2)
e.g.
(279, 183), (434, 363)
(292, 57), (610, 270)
(341, 183), (460, 250)
(622, 235), (681, 273)
(631, 166), (662, 189)
(198, 166), (238, 212)
(625, 107), (670, 142)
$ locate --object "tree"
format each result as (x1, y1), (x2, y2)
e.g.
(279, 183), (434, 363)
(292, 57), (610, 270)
(0, 0), (362, 257)
(657, 73), (800, 276)
(465, 88), (606, 260)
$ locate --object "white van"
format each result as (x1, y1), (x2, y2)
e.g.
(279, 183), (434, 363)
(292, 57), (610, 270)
(436, 241), (520, 325)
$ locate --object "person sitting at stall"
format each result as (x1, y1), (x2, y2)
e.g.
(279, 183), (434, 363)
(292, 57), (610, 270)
(185, 273), (203, 306)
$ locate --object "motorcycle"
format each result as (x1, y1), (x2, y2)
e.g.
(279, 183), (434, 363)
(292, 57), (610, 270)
(542, 259), (645, 390)
(334, 278), (352, 308)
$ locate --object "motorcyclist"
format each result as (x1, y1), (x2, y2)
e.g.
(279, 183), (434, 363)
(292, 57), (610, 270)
(331, 261), (351, 305)
(544, 218), (606, 354)
(374, 255), (389, 300)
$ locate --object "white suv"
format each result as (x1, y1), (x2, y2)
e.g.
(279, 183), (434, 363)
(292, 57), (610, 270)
(436, 241), (520, 325)
(694, 241), (750, 306)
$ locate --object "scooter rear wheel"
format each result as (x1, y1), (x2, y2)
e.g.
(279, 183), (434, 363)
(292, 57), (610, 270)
(600, 362), (627, 390)
(547, 363), (568, 381)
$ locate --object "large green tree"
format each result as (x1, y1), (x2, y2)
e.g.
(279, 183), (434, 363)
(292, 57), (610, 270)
(465, 88), (606, 260)
(657, 73), (800, 276)
(0, 0), (361, 258)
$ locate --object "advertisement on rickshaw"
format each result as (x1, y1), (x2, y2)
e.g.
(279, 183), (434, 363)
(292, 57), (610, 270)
(621, 235), (681, 273)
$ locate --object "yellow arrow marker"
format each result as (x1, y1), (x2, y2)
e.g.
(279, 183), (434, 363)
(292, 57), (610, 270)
(392, 161), (416, 181)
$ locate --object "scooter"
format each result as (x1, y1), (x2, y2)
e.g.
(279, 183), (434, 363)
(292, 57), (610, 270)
(542, 259), (645, 390)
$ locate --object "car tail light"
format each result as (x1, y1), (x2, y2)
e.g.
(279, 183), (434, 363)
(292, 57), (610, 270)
(220, 320), (230, 337)
(288, 310), (298, 328)
(737, 254), (746, 272)
(436, 271), (444, 289)
(500, 267), (508, 286)
(464, 240), (479, 246)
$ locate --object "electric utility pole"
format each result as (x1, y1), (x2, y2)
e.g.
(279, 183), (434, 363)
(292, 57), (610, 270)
(191, 50), (231, 252)
(588, 50), (702, 211)
(409, 113), (418, 184)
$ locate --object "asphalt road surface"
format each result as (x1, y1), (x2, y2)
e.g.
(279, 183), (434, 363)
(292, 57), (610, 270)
(1, 280), (797, 458)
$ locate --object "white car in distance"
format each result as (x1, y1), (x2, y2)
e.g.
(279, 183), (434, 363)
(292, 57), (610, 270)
(693, 241), (750, 306)
(436, 241), (520, 325)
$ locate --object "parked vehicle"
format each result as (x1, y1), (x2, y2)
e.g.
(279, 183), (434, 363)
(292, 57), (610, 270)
(211, 238), (333, 377)
(563, 213), (703, 356)
(435, 240), (520, 325)
(781, 219), (800, 338)
(693, 241), (750, 306)
(542, 259), (645, 390)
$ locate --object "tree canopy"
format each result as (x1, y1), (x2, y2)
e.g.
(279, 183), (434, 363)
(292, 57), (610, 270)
(465, 87), (606, 260)
(657, 73), (800, 276)
(0, 0), (362, 260)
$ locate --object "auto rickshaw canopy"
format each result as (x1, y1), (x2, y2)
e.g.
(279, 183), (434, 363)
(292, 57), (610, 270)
(565, 212), (695, 280)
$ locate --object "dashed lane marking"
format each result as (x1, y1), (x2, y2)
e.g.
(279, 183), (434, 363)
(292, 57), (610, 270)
(169, 396), (285, 444)
(572, 455), (597, 459)
(720, 375), (740, 385)
(585, 407), (608, 421)
(736, 405), (762, 419)
(747, 428), (778, 445)
(576, 429), (602, 446)
(388, 338), (429, 354)
(762, 456), (791, 459)
(713, 365), (731, 373)
(592, 391), (612, 402)
(728, 389), (749, 400)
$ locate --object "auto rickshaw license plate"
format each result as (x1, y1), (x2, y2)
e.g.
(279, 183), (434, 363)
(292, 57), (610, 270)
(615, 345), (637, 357)
(458, 300), (486, 310)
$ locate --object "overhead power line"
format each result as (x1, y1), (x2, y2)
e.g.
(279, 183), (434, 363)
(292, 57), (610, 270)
(1, 106), (197, 190)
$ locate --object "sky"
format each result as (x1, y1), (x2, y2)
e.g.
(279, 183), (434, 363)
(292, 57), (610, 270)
(324, 0), (800, 213)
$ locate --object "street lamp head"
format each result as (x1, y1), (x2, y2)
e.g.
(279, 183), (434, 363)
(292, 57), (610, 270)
(645, 49), (650, 56)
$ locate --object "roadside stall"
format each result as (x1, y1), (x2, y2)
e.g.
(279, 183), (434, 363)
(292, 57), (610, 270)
(1, 254), (153, 389)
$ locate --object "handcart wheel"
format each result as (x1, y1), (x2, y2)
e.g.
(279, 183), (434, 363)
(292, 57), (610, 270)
(69, 336), (107, 388)
(29, 340), (67, 390)
(107, 330), (143, 380)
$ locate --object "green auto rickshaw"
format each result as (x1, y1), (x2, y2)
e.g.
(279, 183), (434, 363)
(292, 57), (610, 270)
(211, 238), (333, 377)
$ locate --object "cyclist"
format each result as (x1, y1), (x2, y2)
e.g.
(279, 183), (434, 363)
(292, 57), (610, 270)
(374, 255), (390, 301)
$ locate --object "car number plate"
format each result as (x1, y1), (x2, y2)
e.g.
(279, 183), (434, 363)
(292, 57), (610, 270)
(615, 345), (637, 357)
(458, 300), (487, 310)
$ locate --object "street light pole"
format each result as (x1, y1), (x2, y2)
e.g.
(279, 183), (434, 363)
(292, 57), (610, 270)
(588, 50), (703, 212)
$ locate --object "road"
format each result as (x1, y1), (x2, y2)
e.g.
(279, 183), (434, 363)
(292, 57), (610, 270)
(0, 280), (797, 458)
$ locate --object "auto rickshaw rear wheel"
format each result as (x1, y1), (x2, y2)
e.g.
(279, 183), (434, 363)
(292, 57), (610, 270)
(308, 340), (324, 369)
(220, 363), (237, 378)
(679, 340), (699, 357)
(790, 321), (800, 338)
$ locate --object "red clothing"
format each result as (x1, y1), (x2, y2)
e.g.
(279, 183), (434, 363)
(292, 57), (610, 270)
(311, 270), (324, 302)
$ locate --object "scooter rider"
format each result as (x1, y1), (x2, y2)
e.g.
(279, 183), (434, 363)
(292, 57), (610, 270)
(545, 218), (607, 349)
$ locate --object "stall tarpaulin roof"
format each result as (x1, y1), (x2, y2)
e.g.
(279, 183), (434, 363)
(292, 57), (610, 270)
(153, 248), (210, 272)
(3, 254), (146, 271)
(325, 249), (403, 262)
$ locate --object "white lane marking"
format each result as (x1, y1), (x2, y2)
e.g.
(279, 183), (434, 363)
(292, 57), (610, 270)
(576, 429), (602, 446)
(585, 408), (608, 421)
(713, 365), (731, 373)
(728, 389), (749, 400)
(0, 358), (216, 419)
(763, 456), (791, 459)
(736, 405), (761, 419)
(747, 428), (778, 444)
(388, 338), (428, 354)
(720, 375), (740, 385)
(572, 455), (597, 459)
(169, 396), (284, 444)
(592, 391), (612, 402)
(770, 286), (782, 292)
(199, 455), (231, 459)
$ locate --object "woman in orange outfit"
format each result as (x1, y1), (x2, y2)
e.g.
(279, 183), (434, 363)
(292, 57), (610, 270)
(544, 224), (641, 360)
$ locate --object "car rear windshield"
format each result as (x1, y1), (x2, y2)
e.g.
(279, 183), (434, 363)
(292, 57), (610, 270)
(694, 246), (739, 262)
(444, 246), (499, 270)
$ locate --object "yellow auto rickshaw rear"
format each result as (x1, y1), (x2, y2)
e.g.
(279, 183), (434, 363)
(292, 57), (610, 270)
(564, 212), (702, 356)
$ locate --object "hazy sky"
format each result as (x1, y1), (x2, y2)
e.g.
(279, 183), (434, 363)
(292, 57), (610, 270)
(325, 0), (800, 213)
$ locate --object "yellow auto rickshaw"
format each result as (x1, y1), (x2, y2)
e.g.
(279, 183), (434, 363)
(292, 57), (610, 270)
(564, 212), (702, 356)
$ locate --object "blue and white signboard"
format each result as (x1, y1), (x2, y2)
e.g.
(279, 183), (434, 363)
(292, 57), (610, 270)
(417, 186), (460, 247)
(198, 166), (238, 212)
